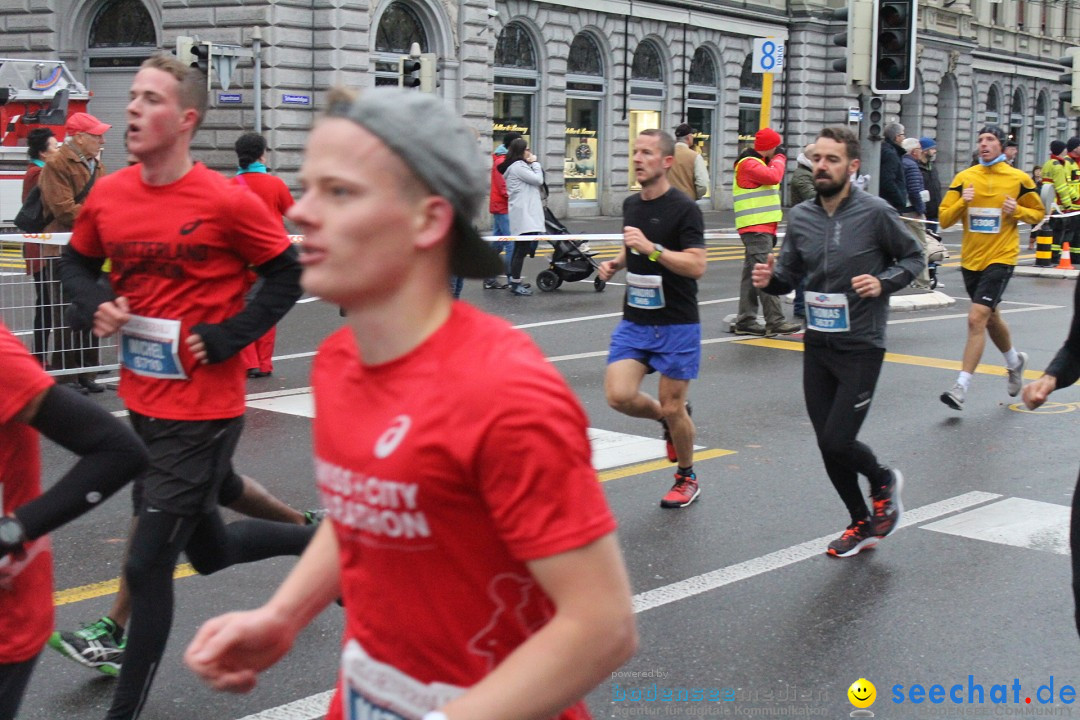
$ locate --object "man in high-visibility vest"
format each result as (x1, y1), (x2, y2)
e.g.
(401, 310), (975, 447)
(1065, 137), (1080, 255)
(732, 127), (801, 336)
(1041, 139), (1078, 257)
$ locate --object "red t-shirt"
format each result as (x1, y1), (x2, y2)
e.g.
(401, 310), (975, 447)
(232, 172), (294, 219)
(0, 321), (55, 663)
(314, 303), (616, 720)
(70, 163), (291, 420)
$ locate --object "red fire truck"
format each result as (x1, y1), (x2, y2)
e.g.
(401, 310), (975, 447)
(0, 58), (90, 230)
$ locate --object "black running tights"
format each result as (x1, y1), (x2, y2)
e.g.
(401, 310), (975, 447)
(105, 509), (314, 720)
(803, 344), (888, 524)
(509, 232), (540, 280)
(0, 653), (39, 720)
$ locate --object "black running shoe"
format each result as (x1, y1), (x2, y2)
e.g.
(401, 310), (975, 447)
(47, 617), (125, 676)
(826, 519), (878, 558)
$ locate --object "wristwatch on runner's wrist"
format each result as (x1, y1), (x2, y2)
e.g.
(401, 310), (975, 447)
(0, 516), (26, 553)
(648, 244), (665, 262)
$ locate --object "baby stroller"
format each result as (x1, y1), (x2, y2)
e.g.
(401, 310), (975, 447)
(925, 229), (949, 289)
(535, 207), (606, 292)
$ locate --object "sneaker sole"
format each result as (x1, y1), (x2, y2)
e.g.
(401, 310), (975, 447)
(1007, 352), (1028, 397)
(939, 392), (963, 411)
(734, 329), (772, 337)
(660, 486), (701, 508)
(47, 634), (122, 676)
(826, 536), (879, 558)
(875, 469), (905, 539)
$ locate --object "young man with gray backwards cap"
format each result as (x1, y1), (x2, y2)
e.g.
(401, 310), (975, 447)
(185, 87), (637, 720)
(938, 125), (1044, 411)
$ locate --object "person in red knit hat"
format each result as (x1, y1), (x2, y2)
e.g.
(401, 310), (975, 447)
(732, 127), (801, 336)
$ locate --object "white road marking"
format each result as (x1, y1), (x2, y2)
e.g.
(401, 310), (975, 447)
(233, 490), (1002, 720)
(922, 497), (1071, 555)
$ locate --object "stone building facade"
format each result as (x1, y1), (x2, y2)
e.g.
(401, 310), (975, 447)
(1, 0), (1077, 217)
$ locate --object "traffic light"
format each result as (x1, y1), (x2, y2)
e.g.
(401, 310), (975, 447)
(1060, 51), (1080, 113)
(832, 0), (873, 86)
(191, 42), (212, 76)
(866, 96), (884, 141)
(175, 36), (196, 67)
(871, 0), (918, 94)
(399, 55), (421, 88)
(417, 54), (437, 93)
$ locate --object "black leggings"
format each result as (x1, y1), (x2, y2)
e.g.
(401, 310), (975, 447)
(1072, 469), (1080, 640)
(0, 653), (39, 720)
(106, 509), (314, 719)
(509, 233), (540, 280)
(803, 343), (889, 523)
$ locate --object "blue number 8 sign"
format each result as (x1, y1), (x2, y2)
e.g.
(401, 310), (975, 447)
(761, 41), (776, 70)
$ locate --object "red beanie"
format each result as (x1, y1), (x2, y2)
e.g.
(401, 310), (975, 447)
(754, 127), (782, 153)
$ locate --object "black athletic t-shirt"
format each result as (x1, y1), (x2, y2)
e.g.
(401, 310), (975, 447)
(621, 188), (705, 325)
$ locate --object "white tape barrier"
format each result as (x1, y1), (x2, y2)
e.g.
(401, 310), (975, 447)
(0, 230), (751, 246)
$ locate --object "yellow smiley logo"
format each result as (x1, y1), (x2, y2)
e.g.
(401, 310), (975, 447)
(848, 678), (876, 708)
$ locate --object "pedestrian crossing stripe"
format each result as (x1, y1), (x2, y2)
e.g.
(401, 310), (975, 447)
(244, 391), (708, 472)
(921, 497), (1070, 555)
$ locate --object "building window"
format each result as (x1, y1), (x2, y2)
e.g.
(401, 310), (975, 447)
(89, 0), (154, 48)
(628, 41), (665, 188)
(689, 48), (716, 87)
(631, 41), (663, 82)
(373, 2), (429, 86)
(738, 54), (763, 154)
(1034, 92), (1048, 168)
(985, 85), (1000, 125)
(1010, 87), (1025, 166)
(493, 22), (538, 153)
(565, 32), (604, 203)
(568, 33), (603, 77)
(686, 47), (719, 199)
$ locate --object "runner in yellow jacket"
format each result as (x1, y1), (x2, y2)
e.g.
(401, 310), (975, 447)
(938, 124), (1044, 411)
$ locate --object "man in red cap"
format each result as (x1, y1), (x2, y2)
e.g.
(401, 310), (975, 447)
(38, 111), (112, 393)
(732, 127), (801, 336)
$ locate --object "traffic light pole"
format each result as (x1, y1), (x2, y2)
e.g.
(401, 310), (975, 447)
(858, 90), (881, 197)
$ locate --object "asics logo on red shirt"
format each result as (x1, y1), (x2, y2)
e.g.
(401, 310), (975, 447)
(374, 415), (411, 459)
(179, 219), (204, 235)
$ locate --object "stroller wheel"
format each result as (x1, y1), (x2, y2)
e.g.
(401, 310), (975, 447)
(593, 277), (606, 292)
(537, 270), (561, 292)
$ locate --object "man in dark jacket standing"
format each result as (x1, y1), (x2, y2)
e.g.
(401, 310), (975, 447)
(901, 137), (931, 290)
(917, 137), (943, 231)
(753, 126), (923, 559)
(879, 122), (908, 213)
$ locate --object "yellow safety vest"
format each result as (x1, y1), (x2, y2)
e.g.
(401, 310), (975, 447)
(1067, 156), (1080, 203)
(733, 156), (782, 229)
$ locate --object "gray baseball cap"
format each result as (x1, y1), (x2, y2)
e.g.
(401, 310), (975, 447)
(325, 87), (503, 279)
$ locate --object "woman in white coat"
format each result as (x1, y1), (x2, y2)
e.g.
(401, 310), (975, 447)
(500, 137), (545, 296)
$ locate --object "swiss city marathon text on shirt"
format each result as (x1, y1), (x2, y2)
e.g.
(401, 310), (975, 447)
(315, 457), (431, 539)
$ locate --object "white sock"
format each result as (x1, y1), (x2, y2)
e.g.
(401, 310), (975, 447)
(958, 372), (973, 390)
(1003, 348), (1020, 368)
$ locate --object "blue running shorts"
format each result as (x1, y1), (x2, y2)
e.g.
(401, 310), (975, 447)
(607, 320), (701, 380)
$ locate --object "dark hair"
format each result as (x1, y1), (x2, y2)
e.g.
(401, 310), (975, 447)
(502, 131), (522, 146)
(235, 132), (267, 169)
(499, 137), (528, 175)
(639, 128), (675, 158)
(26, 127), (55, 161)
(817, 126), (861, 162)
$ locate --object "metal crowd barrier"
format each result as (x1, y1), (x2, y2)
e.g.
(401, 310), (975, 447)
(0, 233), (118, 377)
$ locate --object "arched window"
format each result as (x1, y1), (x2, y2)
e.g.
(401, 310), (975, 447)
(985, 85), (1000, 125)
(568, 33), (603, 77)
(631, 41), (664, 82)
(1009, 87), (1025, 166)
(689, 48), (717, 87)
(739, 55), (763, 153)
(375, 2), (428, 53)
(373, 2), (430, 86)
(493, 22), (539, 156)
(89, 0), (154, 49)
(1034, 91), (1049, 165)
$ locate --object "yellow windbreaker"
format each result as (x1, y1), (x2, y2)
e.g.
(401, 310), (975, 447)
(939, 161), (1044, 271)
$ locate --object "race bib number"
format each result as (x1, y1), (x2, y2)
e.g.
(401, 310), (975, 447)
(120, 315), (187, 379)
(626, 273), (665, 310)
(342, 639), (465, 720)
(968, 207), (1002, 234)
(806, 292), (851, 333)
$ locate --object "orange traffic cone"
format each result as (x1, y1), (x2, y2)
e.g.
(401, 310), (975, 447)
(1059, 242), (1074, 270)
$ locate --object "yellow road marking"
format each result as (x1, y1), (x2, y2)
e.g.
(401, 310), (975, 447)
(737, 337), (1042, 379)
(53, 448), (736, 606)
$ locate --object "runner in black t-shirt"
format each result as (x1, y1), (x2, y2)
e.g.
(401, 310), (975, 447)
(598, 129), (707, 508)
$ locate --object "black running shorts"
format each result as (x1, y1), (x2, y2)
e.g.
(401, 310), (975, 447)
(128, 412), (244, 516)
(961, 263), (1014, 309)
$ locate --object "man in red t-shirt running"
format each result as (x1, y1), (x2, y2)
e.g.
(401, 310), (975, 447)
(0, 320), (147, 720)
(57, 54), (313, 720)
(185, 87), (637, 720)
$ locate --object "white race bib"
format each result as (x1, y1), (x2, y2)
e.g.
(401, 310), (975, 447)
(342, 639), (465, 720)
(626, 272), (665, 310)
(120, 315), (187, 380)
(968, 207), (1002, 234)
(805, 292), (851, 333)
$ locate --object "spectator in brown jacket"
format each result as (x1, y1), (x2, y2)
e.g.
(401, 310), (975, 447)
(21, 127), (61, 366)
(39, 112), (111, 393)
